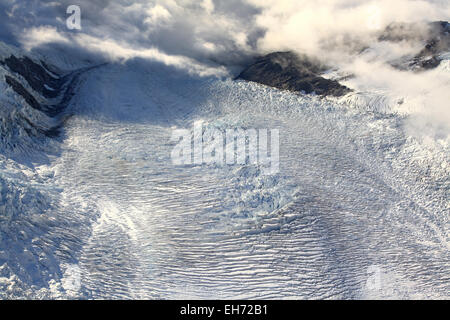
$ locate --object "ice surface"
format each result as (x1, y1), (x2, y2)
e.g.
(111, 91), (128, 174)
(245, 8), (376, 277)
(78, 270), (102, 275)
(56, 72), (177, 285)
(0, 45), (448, 299)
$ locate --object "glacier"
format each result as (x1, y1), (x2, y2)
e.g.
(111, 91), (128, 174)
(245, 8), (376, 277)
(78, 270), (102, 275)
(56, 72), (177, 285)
(0, 42), (448, 299)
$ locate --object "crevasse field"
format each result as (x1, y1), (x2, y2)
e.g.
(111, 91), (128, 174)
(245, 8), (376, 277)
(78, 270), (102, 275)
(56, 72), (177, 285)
(0, 44), (449, 299)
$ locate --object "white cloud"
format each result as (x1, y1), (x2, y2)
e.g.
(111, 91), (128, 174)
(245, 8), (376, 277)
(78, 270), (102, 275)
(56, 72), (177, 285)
(145, 4), (172, 27)
(20, 26), (70, 50)
(247, 0), (450, 57)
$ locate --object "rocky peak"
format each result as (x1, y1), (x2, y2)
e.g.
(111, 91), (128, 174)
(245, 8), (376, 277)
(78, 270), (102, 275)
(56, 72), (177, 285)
(236, 52), (351, 97)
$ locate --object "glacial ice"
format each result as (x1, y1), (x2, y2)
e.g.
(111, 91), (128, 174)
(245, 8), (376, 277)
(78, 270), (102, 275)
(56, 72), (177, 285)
(0, 44), (448, 299)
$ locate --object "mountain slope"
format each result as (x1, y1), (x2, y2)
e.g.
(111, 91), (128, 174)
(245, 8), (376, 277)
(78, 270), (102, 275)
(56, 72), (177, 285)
(237, 52), (351, 96)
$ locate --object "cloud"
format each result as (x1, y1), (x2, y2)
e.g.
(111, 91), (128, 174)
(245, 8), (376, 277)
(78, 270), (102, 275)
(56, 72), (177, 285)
(248, 0), (450, 58)
(145, 4), (172, 27)
(9, 0), (262, 71)
(340, 55), (450, 140)
(4, 0), (447, 69)
(20, 25), (70, 50)
(19, 25), (228, 77)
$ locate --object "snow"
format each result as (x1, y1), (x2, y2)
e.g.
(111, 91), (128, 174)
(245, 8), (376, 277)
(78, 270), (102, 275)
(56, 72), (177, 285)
(44, 84), (55, 91)
(0, 43), (448, 299)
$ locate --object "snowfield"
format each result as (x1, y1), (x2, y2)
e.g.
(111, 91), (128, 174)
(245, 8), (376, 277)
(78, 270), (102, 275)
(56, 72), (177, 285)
(0, 44), (448, 299)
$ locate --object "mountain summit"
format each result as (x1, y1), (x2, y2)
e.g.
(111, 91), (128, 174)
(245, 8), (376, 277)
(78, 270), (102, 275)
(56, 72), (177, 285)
(237, 52), (351, 97)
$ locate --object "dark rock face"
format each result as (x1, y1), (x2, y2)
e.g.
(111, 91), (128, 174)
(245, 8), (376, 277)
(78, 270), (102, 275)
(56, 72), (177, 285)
(2, 56), (62, 98)
(1, 55), (75, 141)
(237, 52), (351, 97)
(1, 55), (67, 118)
(4, 75), (43, 112)
(0, 55), (84, 118)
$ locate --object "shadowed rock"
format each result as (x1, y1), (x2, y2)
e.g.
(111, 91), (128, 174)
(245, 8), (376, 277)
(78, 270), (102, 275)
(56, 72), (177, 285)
(2, 56), (62, 98)
(4, 75), (42, 111)
(236, 52), (351, 97)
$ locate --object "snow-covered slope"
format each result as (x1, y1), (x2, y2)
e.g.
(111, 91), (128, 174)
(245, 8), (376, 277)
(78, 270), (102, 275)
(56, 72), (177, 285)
(0, 43), (99, 298)
(0, 42), (448, 299)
